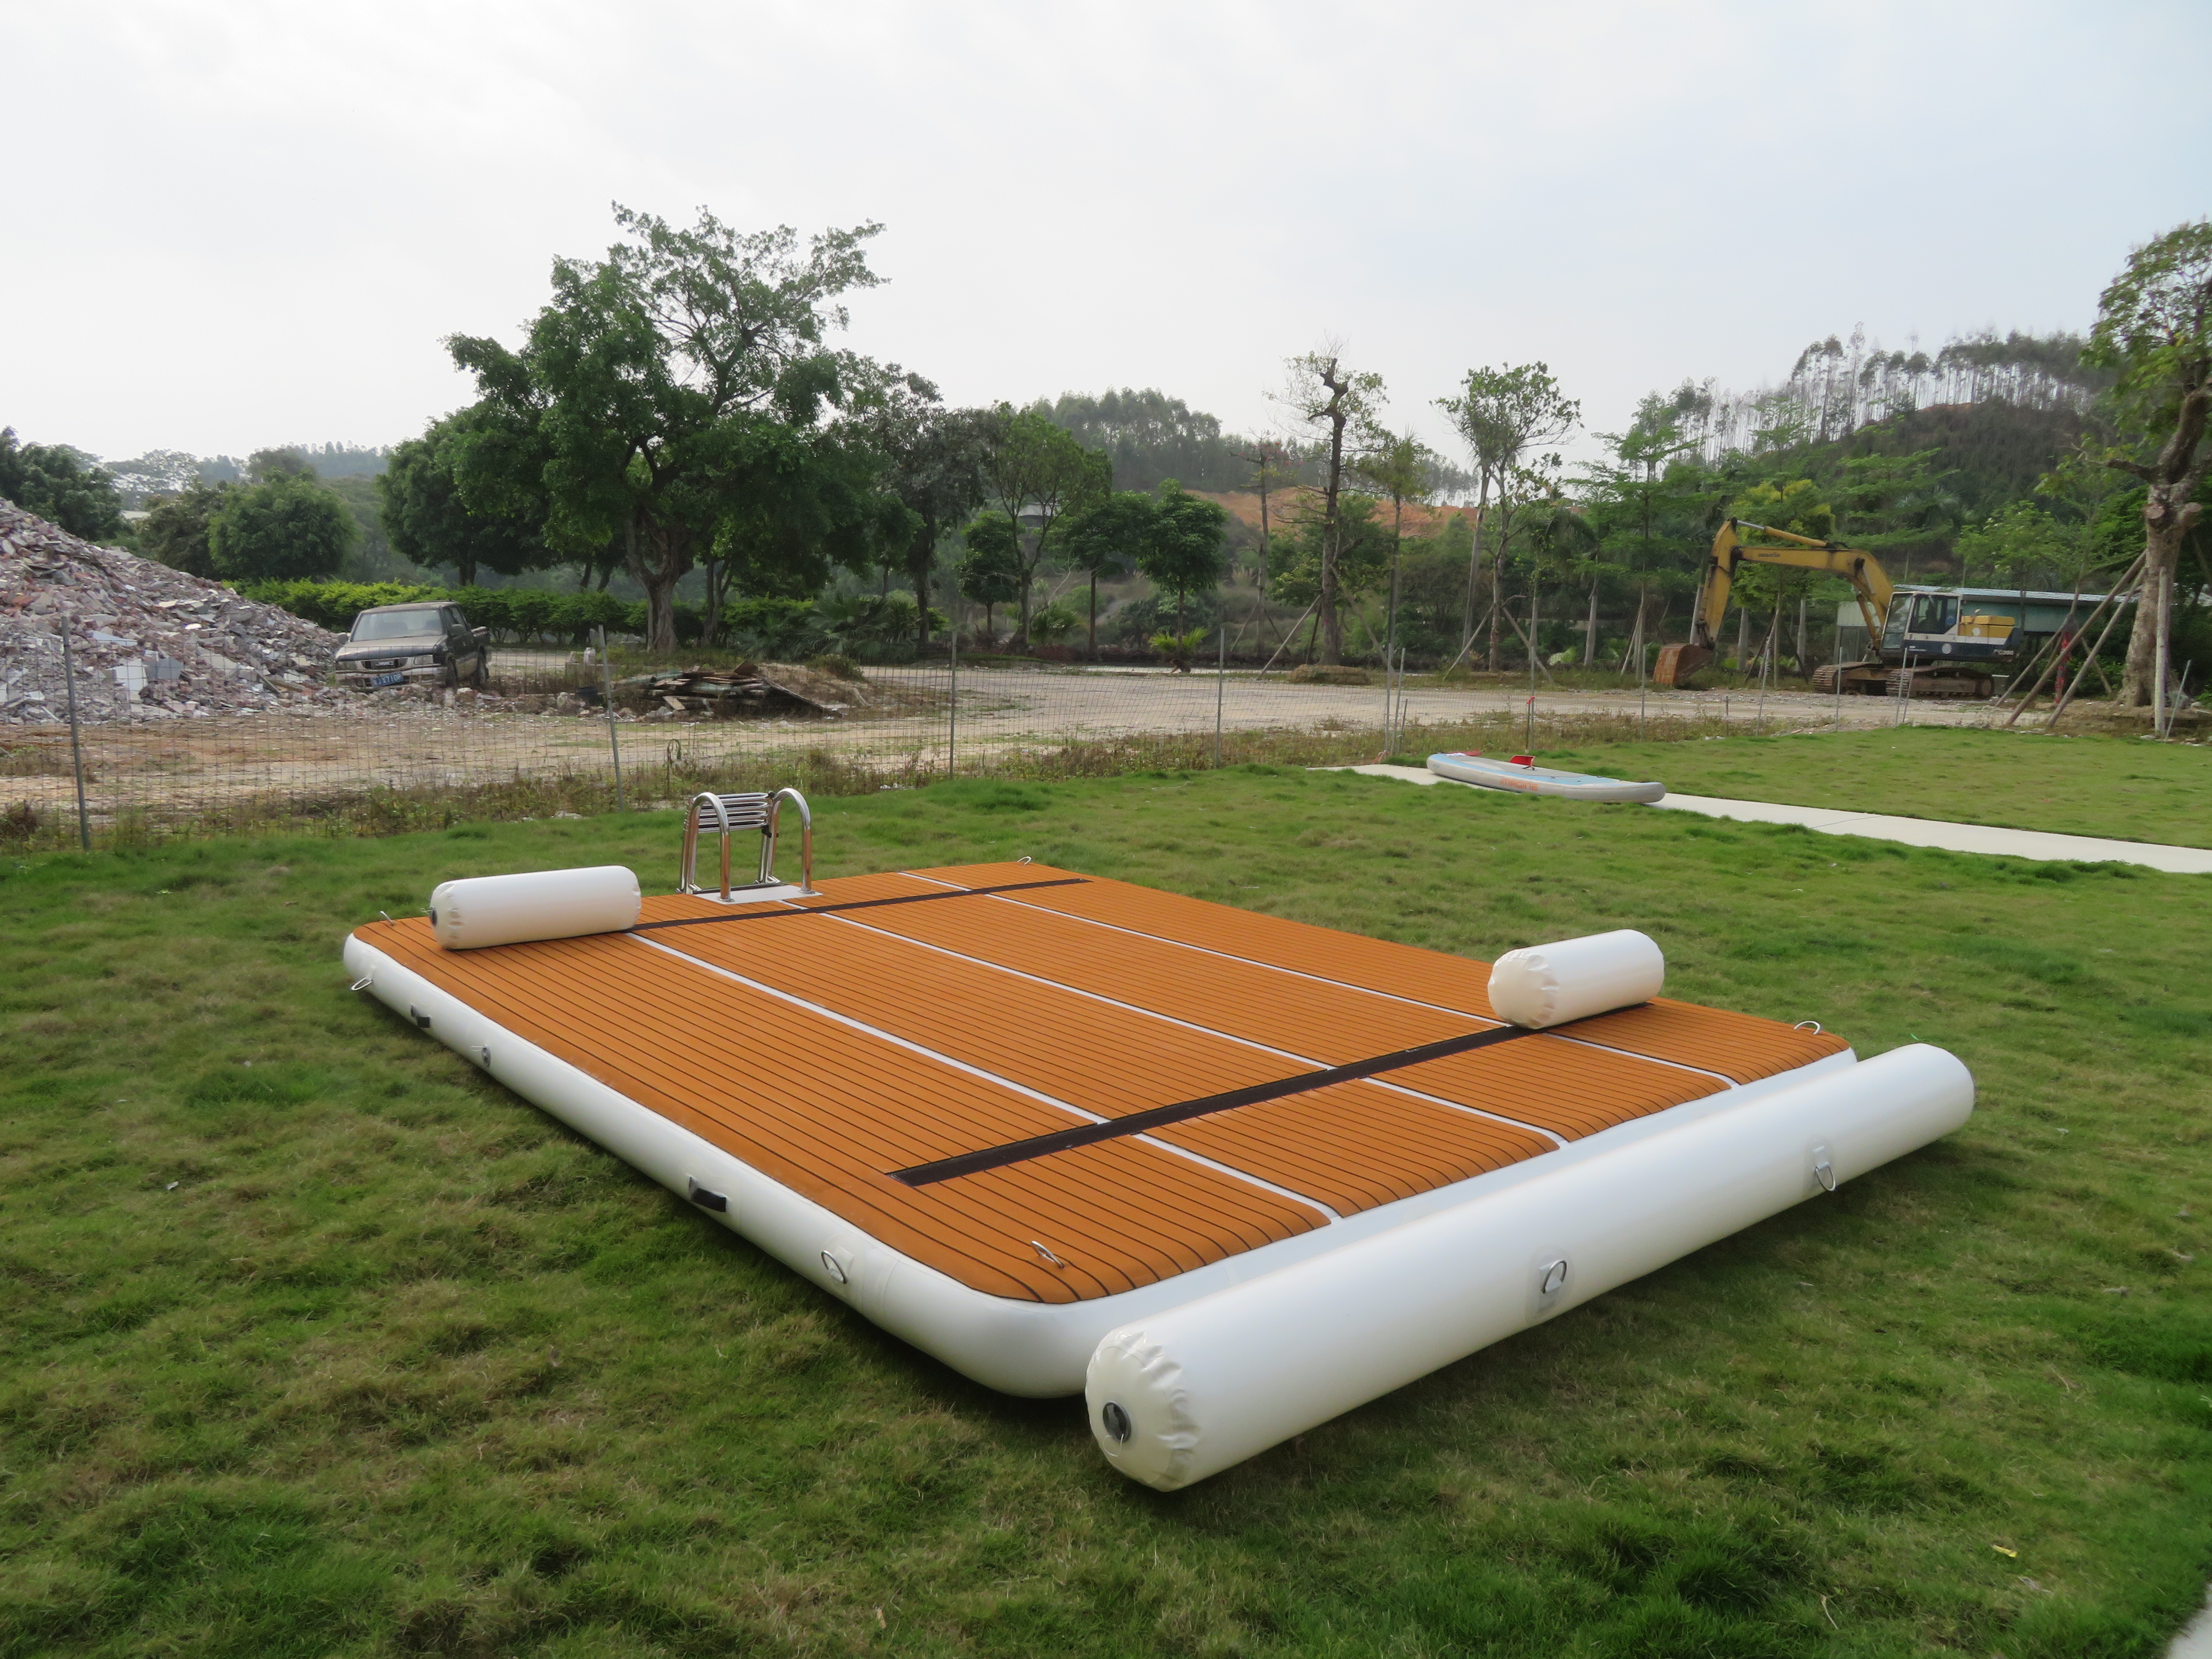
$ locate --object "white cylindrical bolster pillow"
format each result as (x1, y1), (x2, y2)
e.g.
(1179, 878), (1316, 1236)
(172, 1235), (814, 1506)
(1487, 929), (1664, 1027)
(1083, 1043), (1974, 1490)
(429, 866), (642, 950)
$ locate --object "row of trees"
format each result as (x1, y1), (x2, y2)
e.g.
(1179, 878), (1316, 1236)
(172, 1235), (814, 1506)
(136, 450), (364, 582)
(0, 431), (367, 583)
(10, 211), (2200, 706)
(364, 207), (1237, 658)
(1244, 221), (2207, 705)
(0, 430), (130, 542)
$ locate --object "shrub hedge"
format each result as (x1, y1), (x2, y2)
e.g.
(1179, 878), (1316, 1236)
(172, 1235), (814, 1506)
(235, 582), (821, 646)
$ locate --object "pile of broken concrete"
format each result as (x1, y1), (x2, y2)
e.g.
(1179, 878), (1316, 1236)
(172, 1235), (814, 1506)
(0, 502), (346, 725)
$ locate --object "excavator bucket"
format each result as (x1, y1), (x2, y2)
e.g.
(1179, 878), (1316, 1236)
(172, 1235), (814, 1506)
(1653, 643), (1712, 688)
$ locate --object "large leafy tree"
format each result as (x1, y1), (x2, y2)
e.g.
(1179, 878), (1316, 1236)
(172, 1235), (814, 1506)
(247, 448), (316, 482)
(138, 481), (236, 577)
(1955, 501), (2079, 589)
(1268, 494), (1397, 650)
(956, 512), (1024, 642)
(1060, 490), (1155, 658)
(1438, 364), (1578, 668)
(1580, 398), (1698, 568)
(207, 473), (359, 581)
(1727, 478), (1835, 542)
(379, 410), (553, 587)
(1135, 483), (1228, 636)
(0, 428), (124, 541)
(2082, 219), (2212, 710)
(847, 378), (998, 648)
(1954, 450), (2132, 597)
(978, 407), (1106, 647)
(450, 205), (884, 650)
(705, 441), (908, 644)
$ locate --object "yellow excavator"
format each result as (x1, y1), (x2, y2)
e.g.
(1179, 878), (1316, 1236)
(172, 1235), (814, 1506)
(1653, 520), (2017, 697)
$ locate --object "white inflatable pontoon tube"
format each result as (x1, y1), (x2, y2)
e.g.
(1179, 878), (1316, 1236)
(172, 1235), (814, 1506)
(1085, 1042), (1973, 1490)
(1488, 928), (1665, 1028)
(429, 865), (642, 950)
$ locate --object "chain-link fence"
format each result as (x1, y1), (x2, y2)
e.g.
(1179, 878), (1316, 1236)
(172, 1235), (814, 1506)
(2, 643), (2029, 852)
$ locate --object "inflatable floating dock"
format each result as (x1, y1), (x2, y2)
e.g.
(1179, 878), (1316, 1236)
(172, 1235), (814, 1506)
(1429, 751), (1666, 803)
(345, 790), (1972, 1489)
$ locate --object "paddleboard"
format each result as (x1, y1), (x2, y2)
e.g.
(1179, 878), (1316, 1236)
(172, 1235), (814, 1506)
(1427, 752), (1666, 803)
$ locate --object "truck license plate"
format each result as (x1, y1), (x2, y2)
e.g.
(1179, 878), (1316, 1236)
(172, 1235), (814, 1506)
(369, 672), (406, 687)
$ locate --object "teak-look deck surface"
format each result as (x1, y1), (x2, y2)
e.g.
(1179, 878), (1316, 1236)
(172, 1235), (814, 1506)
(355, 863), (1847, 1304)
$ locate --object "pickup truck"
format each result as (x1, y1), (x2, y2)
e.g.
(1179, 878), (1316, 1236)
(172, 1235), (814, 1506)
(334, 602), (491, 692)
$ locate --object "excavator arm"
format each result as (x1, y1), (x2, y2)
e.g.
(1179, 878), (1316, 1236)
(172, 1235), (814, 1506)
(1655, 520), (1893, 686)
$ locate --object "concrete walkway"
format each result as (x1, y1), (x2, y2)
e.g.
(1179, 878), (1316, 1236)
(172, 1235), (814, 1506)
(2173, 1597), (2212, 1659)
(1322, 765), (2212, 875)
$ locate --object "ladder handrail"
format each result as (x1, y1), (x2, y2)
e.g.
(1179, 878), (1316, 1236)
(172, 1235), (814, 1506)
(678, 787), (816, 899)
(765, 787), (819, 895)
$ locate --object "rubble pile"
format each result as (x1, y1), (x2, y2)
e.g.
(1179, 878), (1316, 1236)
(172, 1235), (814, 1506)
(0, 503), (346, 725)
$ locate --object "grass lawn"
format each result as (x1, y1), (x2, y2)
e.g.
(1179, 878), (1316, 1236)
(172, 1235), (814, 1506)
(3, 765), (2209, 1657)
(1527, 724), (2212, 849)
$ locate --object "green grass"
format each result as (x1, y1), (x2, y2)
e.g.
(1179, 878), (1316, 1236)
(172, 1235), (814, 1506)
(3, 765), (2209, 1657)
(1531, 724), (2212, 849)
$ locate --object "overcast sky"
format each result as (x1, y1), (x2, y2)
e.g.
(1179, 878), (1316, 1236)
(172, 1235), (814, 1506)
(6, 0), (2208, 470)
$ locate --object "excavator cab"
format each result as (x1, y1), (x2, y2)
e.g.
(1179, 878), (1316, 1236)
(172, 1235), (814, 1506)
(1888, 589), (2019, 657)
(1894, 592), (1957, 645)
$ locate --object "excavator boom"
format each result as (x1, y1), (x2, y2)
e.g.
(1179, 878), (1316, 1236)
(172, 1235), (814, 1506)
(1653, 521), (1893, 687)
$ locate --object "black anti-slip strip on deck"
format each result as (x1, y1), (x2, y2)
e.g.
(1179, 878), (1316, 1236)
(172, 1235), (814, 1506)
(632, 876), (1088, 931)
(893, 1022), (1543, 1187)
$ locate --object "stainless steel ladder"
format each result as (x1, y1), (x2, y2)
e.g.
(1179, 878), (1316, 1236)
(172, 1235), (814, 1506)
(678, 787), (818, 901)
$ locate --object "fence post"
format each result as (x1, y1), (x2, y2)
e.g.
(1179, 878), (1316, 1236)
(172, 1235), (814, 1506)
(1214, 620), (1225, 766)
(946, 574), (959, 778)
(60, 630), (91, 850)
(1385, 646), (1400, 755)
(597, 626), (625, 811)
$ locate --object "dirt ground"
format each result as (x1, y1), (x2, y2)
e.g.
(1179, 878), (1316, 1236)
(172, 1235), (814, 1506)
(0, 664), (2029, 830)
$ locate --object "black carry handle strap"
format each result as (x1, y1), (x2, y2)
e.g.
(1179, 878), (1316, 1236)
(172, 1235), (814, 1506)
(632, 876), (1089, 932)
(893, 1021), (1544, 1187)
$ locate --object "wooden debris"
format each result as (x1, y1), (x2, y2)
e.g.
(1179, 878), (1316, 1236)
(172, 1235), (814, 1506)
(619, 661), (856, 719)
